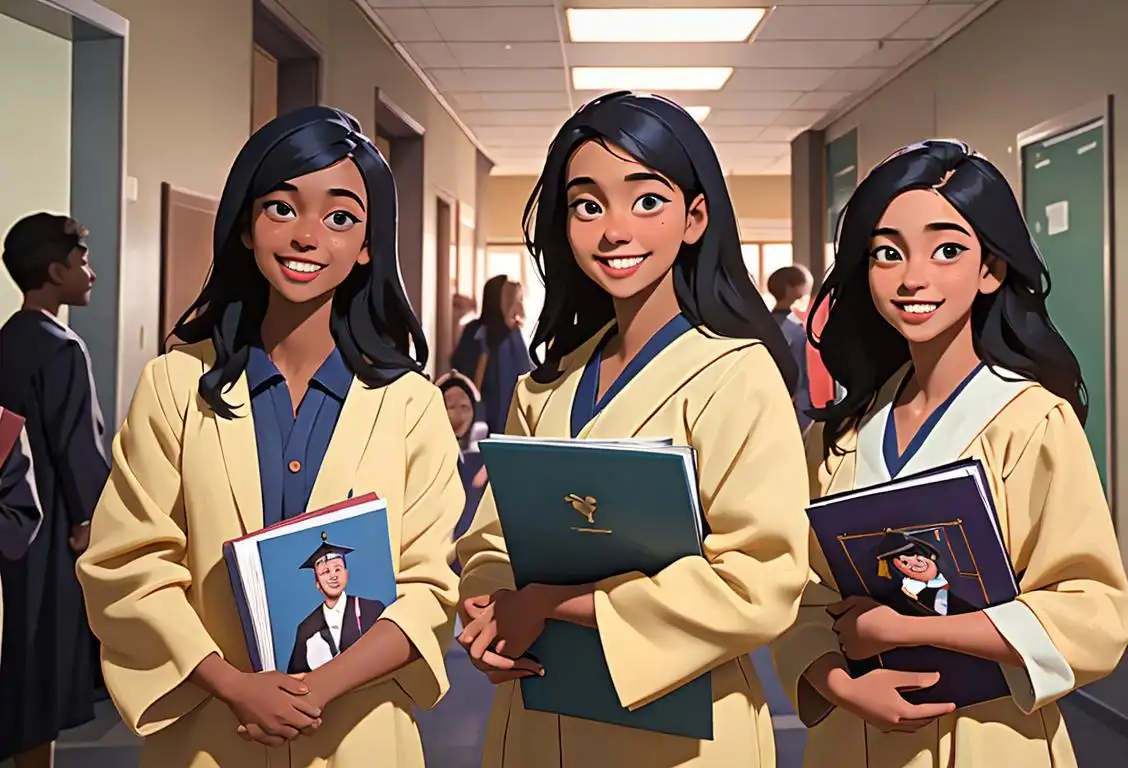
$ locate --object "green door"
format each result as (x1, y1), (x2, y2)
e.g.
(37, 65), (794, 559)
(1021, 119), (1110, 493)
(826, 130), (858, 268)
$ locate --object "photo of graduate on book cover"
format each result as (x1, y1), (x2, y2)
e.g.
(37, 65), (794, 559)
(256, 513), (397, 674)
(872, 528), (976, 617)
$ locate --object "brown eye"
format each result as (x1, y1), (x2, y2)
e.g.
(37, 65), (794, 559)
(632, 193), (669, 215)
(933, 243), (967, 261)
(324, 210), (360, 232)
(871, 245), (902, 263)
(570, 199), (603, 221)
(263, 201), (295, 220)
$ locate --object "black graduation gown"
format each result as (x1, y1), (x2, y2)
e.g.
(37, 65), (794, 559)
(0, 310), (108, 756)
(286, 595), (385, 674)
(0, 436), (42, 562)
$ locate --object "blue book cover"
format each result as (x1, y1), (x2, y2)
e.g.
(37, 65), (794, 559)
(807, 459), (1018, 708)
(479, 436), (714, 740)
(223, 493), (398, 673)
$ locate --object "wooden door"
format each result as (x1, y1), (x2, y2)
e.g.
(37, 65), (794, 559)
(160, 183), (219, 346)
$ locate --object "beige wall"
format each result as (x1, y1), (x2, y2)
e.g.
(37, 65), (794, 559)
(485, 174), (791, 243)
(97, 0), (479, 420)
(0, 13), (72, 325)
(824, 0), (1128, 549)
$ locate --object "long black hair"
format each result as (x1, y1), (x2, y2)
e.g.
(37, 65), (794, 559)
(522, 91), (796, 390)
(809, 139), (1086, 458)
(168, 106), (426, 418)
(479, 273), (510, 348)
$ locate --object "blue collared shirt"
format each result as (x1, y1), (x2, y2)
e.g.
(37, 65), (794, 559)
(246, 346), (353, 527)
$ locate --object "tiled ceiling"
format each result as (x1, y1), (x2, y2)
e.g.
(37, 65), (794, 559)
(365, 0), (994, 176)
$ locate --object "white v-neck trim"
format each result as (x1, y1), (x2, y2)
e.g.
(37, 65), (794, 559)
(854, 365), (1035, 489)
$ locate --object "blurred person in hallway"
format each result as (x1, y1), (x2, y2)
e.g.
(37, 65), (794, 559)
(76, 107), (462, 768)
(435, 370), (488, 570)
(450, 274), (532, 434)
(767, 265), (813, 432)
(0, 213), (108, 768)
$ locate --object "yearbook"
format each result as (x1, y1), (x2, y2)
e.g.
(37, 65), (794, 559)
(479, 435), (713, 740)
(807, 459), (1019, 708)
(223, 493), (398, 673)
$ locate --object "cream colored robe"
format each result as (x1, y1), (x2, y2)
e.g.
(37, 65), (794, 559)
(456, 326), (811, 768)
(771, 365), (1128, 768)
(75, 342), (464, 767)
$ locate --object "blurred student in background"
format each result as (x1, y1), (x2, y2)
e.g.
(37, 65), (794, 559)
(437, 371), (489, 564)
(767, 265), (813, 431)
(450, 274), (532, 434)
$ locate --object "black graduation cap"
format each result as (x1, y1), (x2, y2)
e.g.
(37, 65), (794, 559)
(875, 528), (942, 579)
(300, 531), (354, 570)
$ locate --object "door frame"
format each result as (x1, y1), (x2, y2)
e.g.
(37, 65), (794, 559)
(1016, 96), (1116, 512)
(434, 188), (458, 378)
(17, 0), (129, 441)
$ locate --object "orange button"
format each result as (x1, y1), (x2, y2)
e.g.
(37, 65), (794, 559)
(288, 459), (302, 473)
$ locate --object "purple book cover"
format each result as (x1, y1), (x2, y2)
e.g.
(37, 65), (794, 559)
(807, 458), (1018, 709)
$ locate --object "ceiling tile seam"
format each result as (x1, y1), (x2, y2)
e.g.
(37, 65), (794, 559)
(418, 5), (458, 67)
(884, 2), (940, 41)
(349, 0), (492, 159)
(551, 0), (575, 112)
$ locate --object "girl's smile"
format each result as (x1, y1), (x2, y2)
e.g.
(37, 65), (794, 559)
(593, 251), (651, 278)
(276, 254), (328, 283)
(891, 298), (945, 324)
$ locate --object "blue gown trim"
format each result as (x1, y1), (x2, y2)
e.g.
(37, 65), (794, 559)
(883, 362), (985, 477)
(570, 314), (694, 438)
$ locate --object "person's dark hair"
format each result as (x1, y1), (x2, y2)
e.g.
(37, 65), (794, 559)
(809, 139), (1087, 459)
(2, 212), (88, 292)
(479, 274), (510, 347)
(521, 91), (796, 390)
(437, 369), (480, 405)
(767, 265), (811, 302)
(168, 106), (426, 419)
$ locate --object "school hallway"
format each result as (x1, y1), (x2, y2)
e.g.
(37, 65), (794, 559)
(11, 646), (1128, 768)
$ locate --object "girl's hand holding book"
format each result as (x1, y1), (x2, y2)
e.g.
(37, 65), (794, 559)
(828, 666), (956, 733)
(459, 592), (545, 683)
(827, 595), (910, 660)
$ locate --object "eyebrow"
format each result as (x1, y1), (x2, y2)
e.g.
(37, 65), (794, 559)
(266, 182), (365, 211)
(329, 188), (365, 211)
(565, 176), (596, 192)
(624, 172), (674, 191)
(872, 222), (972, 238)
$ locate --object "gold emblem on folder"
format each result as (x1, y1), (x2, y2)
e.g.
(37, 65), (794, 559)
(564, 493), (612, 534)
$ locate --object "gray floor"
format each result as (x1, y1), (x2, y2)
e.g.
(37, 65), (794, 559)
(8, 647), (1125, 767)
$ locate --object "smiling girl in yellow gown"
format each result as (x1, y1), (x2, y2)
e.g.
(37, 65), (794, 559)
(455, 91), (812, 768)
(76, 107), (463, 768)
(771, 139), (1128, 768)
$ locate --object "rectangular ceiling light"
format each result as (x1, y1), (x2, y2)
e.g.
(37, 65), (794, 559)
(571, 67), (733, 92)
(685, 106), (711, 123)
(566, 8), (768, 43)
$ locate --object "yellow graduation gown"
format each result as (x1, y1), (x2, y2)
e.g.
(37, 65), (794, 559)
(75, 342), (464, 768)
(771, 364), (1128, 768)
(456, 326), (811, 768)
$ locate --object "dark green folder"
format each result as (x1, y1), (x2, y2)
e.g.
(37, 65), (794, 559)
(479, 436), (713, 740)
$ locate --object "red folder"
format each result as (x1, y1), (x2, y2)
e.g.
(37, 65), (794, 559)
(0, 407), (27, 468)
